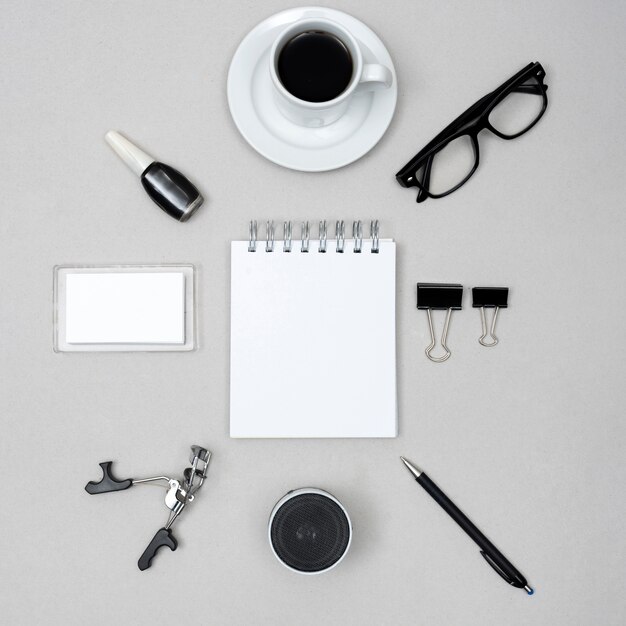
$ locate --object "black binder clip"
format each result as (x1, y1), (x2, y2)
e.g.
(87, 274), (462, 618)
(417, 283), (463, 362)
(472, 287), (509, 347)
(85, 445), (211, 570)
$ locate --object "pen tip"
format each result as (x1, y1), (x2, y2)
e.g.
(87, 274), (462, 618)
(525, 586), (534, 595)
(400, 456), (422, 478)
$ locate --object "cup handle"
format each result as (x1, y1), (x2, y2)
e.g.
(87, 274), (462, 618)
(356, 64), (393, 92)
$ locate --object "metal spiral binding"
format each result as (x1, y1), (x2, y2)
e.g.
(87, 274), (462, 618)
(283, 221), (292, 252)
(335, 221), (345, 253)
(248, 220), (257, 252)
(370, 220), (380, 253)
(352, 221), (363, 253)
(301, 221), (310, 253)
(265, 221), (274, 252)
(247, 220), (381, 253)
(319, 220), (327, 253)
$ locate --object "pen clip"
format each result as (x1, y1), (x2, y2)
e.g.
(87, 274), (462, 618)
(480, 551), (516, 586)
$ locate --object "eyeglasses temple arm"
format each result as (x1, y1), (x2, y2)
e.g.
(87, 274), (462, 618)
(416, 154), (435, 203)
(511, 83), (548, 95)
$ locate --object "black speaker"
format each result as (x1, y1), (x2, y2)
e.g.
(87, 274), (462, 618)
(268, 488), (352, 574)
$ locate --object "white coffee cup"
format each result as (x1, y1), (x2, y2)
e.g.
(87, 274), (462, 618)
(269, 17), (393, 128)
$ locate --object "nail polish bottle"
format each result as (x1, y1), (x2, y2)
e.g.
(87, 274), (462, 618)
(105, 130), (203, 222)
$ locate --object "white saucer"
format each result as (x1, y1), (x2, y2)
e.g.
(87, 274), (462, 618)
(227, 6), (398, 172)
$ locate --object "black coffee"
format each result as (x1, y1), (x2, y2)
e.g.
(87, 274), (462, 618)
(277, 31), (353, 103)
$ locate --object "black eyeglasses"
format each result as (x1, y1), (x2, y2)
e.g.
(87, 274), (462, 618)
(396, 62), (548, 203)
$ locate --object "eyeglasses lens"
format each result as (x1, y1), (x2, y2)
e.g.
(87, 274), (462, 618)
(488, 75), (545, 137)
(415, 134), (476, 195)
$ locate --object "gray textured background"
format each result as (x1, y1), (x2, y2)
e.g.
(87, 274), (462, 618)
(1, 1), (625, 624)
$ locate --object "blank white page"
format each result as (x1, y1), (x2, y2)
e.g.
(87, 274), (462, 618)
(230, 239), (397, 438)
(65, 272), (185, 344)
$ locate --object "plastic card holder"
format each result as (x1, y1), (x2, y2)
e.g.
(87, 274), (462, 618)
(53, 265), (196, 352)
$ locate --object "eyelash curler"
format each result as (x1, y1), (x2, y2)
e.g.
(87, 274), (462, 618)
(85, 445), (211, 570)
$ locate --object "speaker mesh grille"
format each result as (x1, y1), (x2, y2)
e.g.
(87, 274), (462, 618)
(270, 493), (350, 573)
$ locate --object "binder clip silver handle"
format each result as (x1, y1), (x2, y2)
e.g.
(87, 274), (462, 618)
(478, 306), (500, 347)
(425, 308), (453, 362)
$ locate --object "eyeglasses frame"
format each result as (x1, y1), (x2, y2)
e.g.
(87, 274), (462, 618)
(396, 62), (548, 203)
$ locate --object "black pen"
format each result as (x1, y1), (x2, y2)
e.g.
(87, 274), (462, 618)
(400, 457), (534, 595)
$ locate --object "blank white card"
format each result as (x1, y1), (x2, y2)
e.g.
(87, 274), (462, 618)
(65, 272), (185, 344)
(230, 239), (397, 438)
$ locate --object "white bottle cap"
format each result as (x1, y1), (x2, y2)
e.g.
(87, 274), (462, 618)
(105, 130), (155, 176)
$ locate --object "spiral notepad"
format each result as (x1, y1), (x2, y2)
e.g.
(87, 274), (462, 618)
(230, 220), (397, 438)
